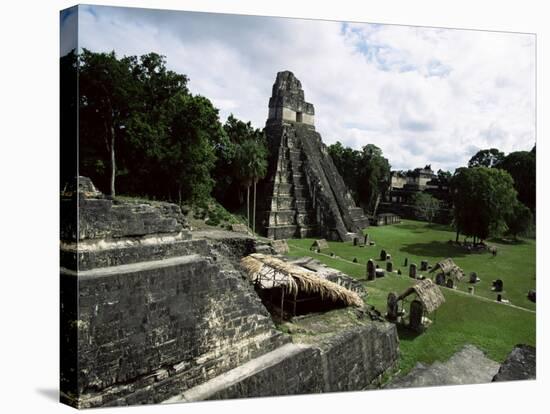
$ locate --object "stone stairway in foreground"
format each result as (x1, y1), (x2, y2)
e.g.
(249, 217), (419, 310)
(163, 322), (400, 403)
(386, 345), (500, 389)
(162, 343), (317, 403)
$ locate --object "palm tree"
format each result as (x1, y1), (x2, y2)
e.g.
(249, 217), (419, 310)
(248, 141), (268, 234)
(236, 138), (268, 233)
(236, 141), (254, 228)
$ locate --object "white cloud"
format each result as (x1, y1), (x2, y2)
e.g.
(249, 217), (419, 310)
(74, 5), (535, 172)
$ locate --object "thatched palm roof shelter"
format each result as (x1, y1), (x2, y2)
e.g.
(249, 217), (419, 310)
(397, 279), (445, 313)
(429, 258), (465, 282)
(241, 253), (363, 307)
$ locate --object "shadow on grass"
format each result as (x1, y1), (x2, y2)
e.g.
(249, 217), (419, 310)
(400, 241), (468, 258)
(393, 223), (429, 233)
(396, 324), (423, 341)
(393, 222), (452, 233)
(489, 237), (527, 245)
(427, 222), (454, 231)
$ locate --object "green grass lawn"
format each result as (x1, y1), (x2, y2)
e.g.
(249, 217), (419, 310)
(285, 219), (536, 375)
(289, 219), (535, 310)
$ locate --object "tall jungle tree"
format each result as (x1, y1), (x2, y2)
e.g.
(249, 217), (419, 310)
(328, 141), (361, 201)
(328, 142), (390, 213)
(60, 50), (78, 188)
(79, 49), (136, 197)
(499, 150), (536, 213)
(468, 148), (505, 168)
(235, 138), (268, 231)
(357, 144), (391, 214)
(166, 94), (225, 204)
(213, 115), (265, 210)
(451, 167), (517, 243)
(506, 201), (533, 239)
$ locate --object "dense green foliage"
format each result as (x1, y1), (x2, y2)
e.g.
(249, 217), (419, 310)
(210, 115), (268, 229)
(506, 201), (533, 239)
(468, 147), (536, 213)
(72, 50), (267, 210)
(499, 149), (536, 212)
(436, 169), (452, 184)
(328, 142), (390, 212)
(78, 49), (138, 196)
(468, 148), (505, 168)
(60, 51), (78, 188)
(238, 137), (268, 230)
(451, 167), (517, 242)
(78, 49), (223, 202)
(467, 147), (539, 238)
(327, 142), (360, 199)
(213, 115), (264, 208)
(285, 220), (535, 374)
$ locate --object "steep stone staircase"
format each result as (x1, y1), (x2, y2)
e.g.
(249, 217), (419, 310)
(162, 343), (316, 403)
(264, 132), (318, 239)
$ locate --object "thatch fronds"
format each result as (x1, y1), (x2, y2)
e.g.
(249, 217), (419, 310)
(397, 279), (445, 313)
(429, 258), (465, 281)
(240, 253), (363, 307)
(241, 254), (298, 293)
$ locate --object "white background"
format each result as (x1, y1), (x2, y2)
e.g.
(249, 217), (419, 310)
(0, 0), (547, 412)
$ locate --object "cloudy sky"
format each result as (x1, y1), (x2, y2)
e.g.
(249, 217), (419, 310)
(61, 5), (535, 172)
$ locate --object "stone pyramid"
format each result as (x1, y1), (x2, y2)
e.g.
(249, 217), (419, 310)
(257, 71), (369, 241)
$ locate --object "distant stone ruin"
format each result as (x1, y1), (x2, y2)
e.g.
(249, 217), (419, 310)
(258, 71), (369, 241)
(372, 213), (401, 226)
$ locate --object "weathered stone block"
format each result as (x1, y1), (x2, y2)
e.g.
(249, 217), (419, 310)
(367, 259), (376, 281)
(492, 344), (536, 382)
(270, 239), (289, 255)
(62, 256), (290, 408)
(311, 239), (329, 250)
(317, 323), (399, 392)
(61, 194), (189, 242)
(409, 263), (417, 279)
(230, 223), (249, 234)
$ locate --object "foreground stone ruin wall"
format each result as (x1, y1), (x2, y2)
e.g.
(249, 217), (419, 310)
(60, 178), (397, 408)
(259, 71), (369, 241)
(165, 321), (399, 402)
(60, 181), (288, 407)
(202, 324), (398, 401)
(63, 257), (290, 407)
(318, 323), (399, 392)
